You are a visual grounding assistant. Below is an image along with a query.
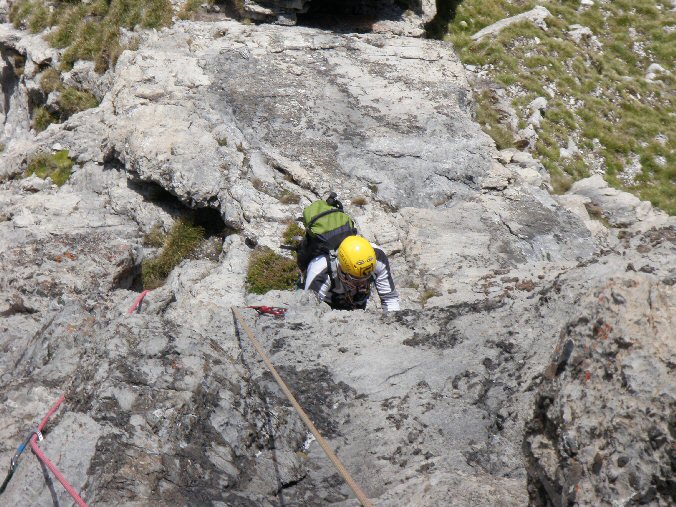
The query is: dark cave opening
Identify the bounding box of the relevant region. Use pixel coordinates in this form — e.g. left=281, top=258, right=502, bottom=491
left=126, top=179, right=229, bottom=240
left=296, top=0, right=407, bottom=32
left=295, top=0, right=463, bottom=38
left=125, top=179, right=231, bottom=292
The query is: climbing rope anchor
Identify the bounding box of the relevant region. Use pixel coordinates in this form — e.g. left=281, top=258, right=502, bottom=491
left=245, top=305, right=287, bottom=318
left=0, top=394, right=89, bottom=507
left=0, top=429, right=42, bottom=494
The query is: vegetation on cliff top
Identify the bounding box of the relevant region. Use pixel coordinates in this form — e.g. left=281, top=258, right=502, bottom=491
left=446, top=0, right=675, bottom=214
left=9, top=0, right=171, bottom=72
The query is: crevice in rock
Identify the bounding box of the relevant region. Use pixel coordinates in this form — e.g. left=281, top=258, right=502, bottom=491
left=425, top=0, right=463, bottom=39
left=231, top=311, right=303, bottom=501
left=126, top=178, right=229, bottom=239
left=0, top=46, right=20, bottom=128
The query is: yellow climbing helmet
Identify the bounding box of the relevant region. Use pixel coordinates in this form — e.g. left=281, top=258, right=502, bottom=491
left=337, top=236, right=376, bottom=279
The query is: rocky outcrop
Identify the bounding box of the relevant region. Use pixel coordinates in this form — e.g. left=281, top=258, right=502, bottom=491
left=471, top=6, right=551, bottom=41
left=0, top=12, right=674, bottom=507
left=525, top=258, right=675, bottom=506
left=2, top=21, right=493, bottom=215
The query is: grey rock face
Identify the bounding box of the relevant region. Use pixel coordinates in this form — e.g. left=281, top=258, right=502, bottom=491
left=2, top=20, right=496, bottom=221
left=0, top=15, right=674, bottom=507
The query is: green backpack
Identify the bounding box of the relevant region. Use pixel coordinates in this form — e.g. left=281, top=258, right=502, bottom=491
left=296, top=193, right=357, bottom=272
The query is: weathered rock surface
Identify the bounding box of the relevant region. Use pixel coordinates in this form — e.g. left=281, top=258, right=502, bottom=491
left=0, top=13, right=674, bottom=507
left=2, top=20, right=494, bottom=218
left=525, top=266, right=675, bottom=506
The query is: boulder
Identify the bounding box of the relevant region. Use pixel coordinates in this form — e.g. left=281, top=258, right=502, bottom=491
left=471, top=6, right=551, bottom=41
left=568, top=175, right=663, bottom=227
left=566, top=24, right=602, bottom=49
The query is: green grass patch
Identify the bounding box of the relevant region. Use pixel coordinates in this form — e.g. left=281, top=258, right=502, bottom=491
left=245, top=247, right=298, bottom=294
left=446, top=0, right=675, bottom=214
left=178, top=0, right=202, bottom=20
left=10, top=0, right=173, bottom=73
left=474, top=89, right=515, bottom=150
left=39, top=67, right=62, bottom=94
left=143, top=222, right=166, bottom=248
left=24, top=150, right=73, bottom=186
left=33, top=68, right=97, bottom=129
left=142, top=219, right=205, bottom=289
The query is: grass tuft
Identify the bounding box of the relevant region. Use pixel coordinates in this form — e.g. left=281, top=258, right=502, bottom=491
left=33, top=68, right=97, bottom=129
left=420, top=288, right=441, bottom=307
left=246, top=247, right=298, bottom=294
left=178, top=0, right=203, bottom=20
left=39, top=67, right=62, bottom=95
left=282, top=221, right=304, bottom=248
left=143, top=222, right=166, bottom=248
left=351, top=196, right=368, bottom=207
left=142, top=218, right=205, bottom=289
left=57, top=87, right=99, bottom=119
left=24, top=150, right=73, bottom=186
left=278, top=189, right=301, bottom=205
left=474, top=89, right=515, bottom=150
left=32, top=106, right=58, bottom=132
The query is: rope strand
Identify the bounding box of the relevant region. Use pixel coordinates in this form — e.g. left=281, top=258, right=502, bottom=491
left=30, top=394, right=89, bottom=507
left=232, top=307, right=374, bottom=507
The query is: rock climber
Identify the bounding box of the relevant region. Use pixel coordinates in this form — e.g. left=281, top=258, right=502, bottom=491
left=304, top=235, right=400, bottom=311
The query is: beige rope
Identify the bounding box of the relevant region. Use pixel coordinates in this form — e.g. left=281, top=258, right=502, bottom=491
left=232, top=307, right=374, bottom=507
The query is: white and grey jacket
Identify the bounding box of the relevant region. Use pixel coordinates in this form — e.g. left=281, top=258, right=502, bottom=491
left=304, top=247, right=401, bottom=312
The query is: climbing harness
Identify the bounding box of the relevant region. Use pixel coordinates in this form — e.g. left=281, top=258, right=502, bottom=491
left=232, top=307, right=374, bottom=507
left=0, top=394, right=89, bottom=506
left=245, top=305, right=287, bottom=318
left=127, top=289, right=150, bottom=314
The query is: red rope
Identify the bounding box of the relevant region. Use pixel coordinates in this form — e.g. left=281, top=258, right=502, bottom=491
left=127, top=290, right=149, bottom=314
left=30, top=394, right=89, bottom=507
